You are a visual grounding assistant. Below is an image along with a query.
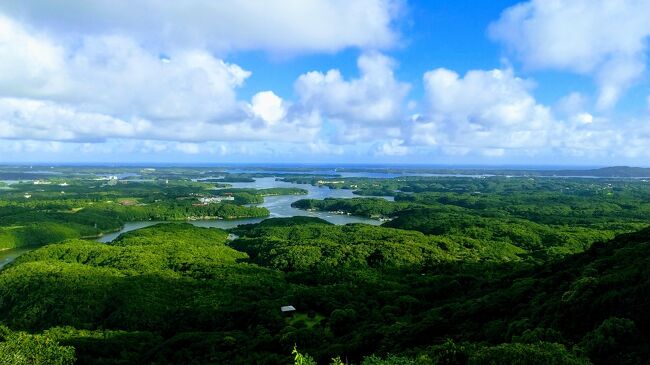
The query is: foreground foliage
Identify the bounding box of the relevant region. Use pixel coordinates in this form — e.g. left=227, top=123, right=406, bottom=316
left=0, top=219, right=648, bottom=364
left=0, top=326, right=75, bottom=365
left=1, top=169, right=649, bottom=363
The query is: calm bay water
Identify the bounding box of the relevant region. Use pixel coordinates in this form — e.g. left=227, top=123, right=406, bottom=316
left=98, top=177, right=380, bottom=243
left=1, top=177, right=381, bottom=267
left=0, top=247, right=32, bottom=270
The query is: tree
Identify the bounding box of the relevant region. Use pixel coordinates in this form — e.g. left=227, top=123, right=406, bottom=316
left=0, top=331, right=75, bottom=365
left=579, top=317, right=643, bottom=365
left=293, top=345, right=317, bottom=365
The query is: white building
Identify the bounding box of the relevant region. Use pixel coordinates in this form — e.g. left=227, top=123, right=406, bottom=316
left=281, top=305, right=296, bottom=313
left=198, top=196, right=235, bottom=204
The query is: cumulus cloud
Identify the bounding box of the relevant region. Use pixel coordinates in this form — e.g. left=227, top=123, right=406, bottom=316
left=0, top=16, right=67, bottom=98
left=0, top=140, right=63, bottom=154
left=375, top=139, right=408, bottom=156
left=250, top=91, right=287, bottom=124
left=0, top=0, right=401, bottom=54
left=17, top=31, right=250, bottom=121
left=0, top=15, right=322, bottom=144
left=0, top=17, right=253, bottom=128
left=307, top=140, right=344, bottom=155
left=0, top=98, right=149, bottom=141
left=3, top=1, right=650, bottom=163
left=555, top=92, right=588, bottom=117
left=490, top=0, right=650, bottom=110
left=411, top=68, right=555, bottom=151
left=0, top=139, right=274, bottom=162
left=175, top=143, right=200, bottom=154
left=407, top=65, right=650, bottom=161
left=295, top=52, right=409, bottom=143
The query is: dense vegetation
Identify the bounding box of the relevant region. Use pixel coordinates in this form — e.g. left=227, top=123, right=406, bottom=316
left=292, top=177, right=650, bottom=259
left=1, top=219, right=649, bottom=364
left=0, top=166, right=649, bottom=364
left=0, top=177, right=319, bottom=249
left=217, top=187, right=308, bottom=204
left=331, top=166, right=650, bottom=178
left=0, top=198, right=268, bottom=250
left=0, top=326, right=75, bottom=365
left=292, top=197, right=410, bottom=219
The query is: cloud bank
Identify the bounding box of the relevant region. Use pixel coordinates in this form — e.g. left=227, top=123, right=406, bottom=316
left=0, top=0, right=649, bottom=163
left=490, top=0, right=650, bottom=110
left=0, top=0, right=401, bottom=53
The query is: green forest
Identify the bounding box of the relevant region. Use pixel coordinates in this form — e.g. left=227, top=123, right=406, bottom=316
left=0, top=167, right=649, bottom=364
left=0, top=178, right=272, bottom=250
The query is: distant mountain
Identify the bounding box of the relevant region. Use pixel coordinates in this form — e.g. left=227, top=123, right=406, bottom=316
left=547, top=166, right=650, bottom=177
left=337, top=165, right=650, bottom=178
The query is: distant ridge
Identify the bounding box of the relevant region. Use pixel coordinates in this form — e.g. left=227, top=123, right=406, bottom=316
left=333, top=165, right=650, bottom=178
left=547, top=166, right=650, bottom=177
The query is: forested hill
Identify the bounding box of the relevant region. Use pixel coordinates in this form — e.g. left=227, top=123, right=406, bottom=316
left=1, top=168, right=650, bottom=364
left=546, top=166, right=650, bottom=177
left=332, top=165, right=650, bottom=177
left=0, top=220, right=649, bottom=364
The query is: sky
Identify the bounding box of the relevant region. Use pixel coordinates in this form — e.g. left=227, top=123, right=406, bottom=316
left=0, top=0, right=649, bottom=166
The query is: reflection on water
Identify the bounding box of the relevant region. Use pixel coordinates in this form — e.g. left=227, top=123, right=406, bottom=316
left=97, top=177, right=380, bottom=243
left=218, top=177, right=380, bottom=224
left=96, top=221, right=166, bottom=243
left=0, top=247, right=32, bottom=270
left=2, top=177, right=384, bottom=265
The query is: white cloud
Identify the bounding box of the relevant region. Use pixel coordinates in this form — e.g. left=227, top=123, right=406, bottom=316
left=175, top=143, right=200, bottom=154
left=0, top=139, right=299, bottom=162
left=0, top=140, right=63, bottom=154
left=60, top=36, right=250, bottom=121
left=251, top=91, right=287, bottom=124
left=481, top=148, right=506, bottom=157
left=0, top=15, right=322, bottom=144
left=139, top=141, right=169, bottom=154
left=407, top=66, right=650, bottom=161
left=555, top=92, right=588, bottom=117
left=296, top=52, right=408, bottom=125
left=0, top=16, right=67, bottom=98
left=206, top=144, right=230, bottom=156
left=307, top=140, right=344, bottom=155
left=3, top=2, right=650, bottom=163
left=490, top=0, right=650, bottom=110
left=0, top=0, right=401, bottom=54
left=375, top=139, right=408, bottom=156
left=573, top=113, right=594, bottom=125
left=0, top=98, right=148, bottom=141
left=295, top=52, right=409, bottom=143
left=411, top=68, right=555, bottom=150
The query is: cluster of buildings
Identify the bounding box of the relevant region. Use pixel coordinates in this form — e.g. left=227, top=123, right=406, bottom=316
left=197, top=195, right=235, bottom=204
left=33, top=180, right=69, bottom=187
left=94, top=176, right=120, bottom=186
left=316, top=180, right=345, bottom=185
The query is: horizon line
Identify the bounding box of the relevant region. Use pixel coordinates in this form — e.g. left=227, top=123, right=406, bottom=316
left=1, top=162, right=648, bottom=170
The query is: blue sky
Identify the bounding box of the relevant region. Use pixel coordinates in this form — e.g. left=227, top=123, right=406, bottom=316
left=232, top=1, right=517, bottom=102
left=0, top=0, right=649, bottom=165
